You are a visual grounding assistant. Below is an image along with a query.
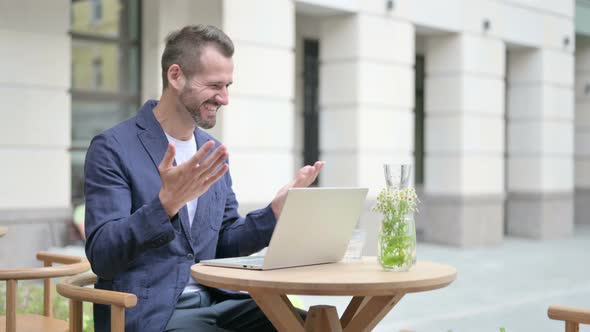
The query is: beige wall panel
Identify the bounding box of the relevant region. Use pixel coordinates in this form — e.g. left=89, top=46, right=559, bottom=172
left=508, top=157, right=574, bottom=192
left=320, top=108, right=358, bottom=150
left=508, top=85, right=574, bottom=120
left=319, top=152, right=359, bottom=187
left=232, top=43, right=294, bottom=100
left=359, top=108, right=414, bottom=151
left=426, top=76, right=504, bottom=115
left=426, top=35, right=505, bottom=77
left=0, top=149, right=70, bottom=209
left=425, top=155, right=505, bottom=195
left=406, top=0, right=463, bottom=33
left=0, top=88, right=70, bottom=147
left=0, top=30, right=70, bottom=88
left=508, top=122, right=574, bottom=155
left=507, top=0, right=574, bottom=17
left=358, top=62, right=414, bottom=108
left=508, top=49, right=574, bottom=86
left=575, top=160, right=590, bottom=187
left=0, top=0, right=69, bottom=33
left=224, top=0, right=294, bottom=48
left=228, top=151, right=295, bottom=205
left=462, top=0, right=502, bottom=37
left=575, top=131, right=590, bottom=157
left=576, top=104, right=590, bottom=127
left=319, top=62, right=359, bottom=106
left=426, top=115, right=504, bottom=153
left=357, top=15, right=414, bottom=64
left=222, top=98, right=294, bottom=149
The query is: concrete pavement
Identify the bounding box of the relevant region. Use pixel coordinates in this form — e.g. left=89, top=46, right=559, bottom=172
left=301, top=225, right=590, bottom=332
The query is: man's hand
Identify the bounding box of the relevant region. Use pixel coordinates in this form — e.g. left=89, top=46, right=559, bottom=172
left=158, top=141, right=229, bottom=218
left=271, top=161, right=325, bottom=219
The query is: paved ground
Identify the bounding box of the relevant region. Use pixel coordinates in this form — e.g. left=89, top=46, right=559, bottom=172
left=301, top=225, right=590, bottom=332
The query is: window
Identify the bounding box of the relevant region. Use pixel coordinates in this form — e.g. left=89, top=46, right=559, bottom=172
left=92, top=56, right=103, bottom=88
left=90, top=0, right=102, bottom=23
left=414, top=55, right=425, bottom=185
left=303, top=39, right=320, bottom=186
left=70, top=0, right=141, bottom=202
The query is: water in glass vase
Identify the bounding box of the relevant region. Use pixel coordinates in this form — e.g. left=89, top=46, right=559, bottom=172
left=378, top=210, right=416, bottom=271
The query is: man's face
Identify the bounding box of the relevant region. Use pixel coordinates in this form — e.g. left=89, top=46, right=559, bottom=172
left=179, top=46, right=233, bottom=129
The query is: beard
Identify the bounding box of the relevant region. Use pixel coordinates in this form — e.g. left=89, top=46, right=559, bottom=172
left=179, top=86, right=218, bottom=129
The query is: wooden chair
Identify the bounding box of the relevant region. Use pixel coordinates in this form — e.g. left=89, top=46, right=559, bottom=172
left=57, top=272, right=137, bottom=332
left=548, top=305, right=590, bottom=332
left=0, top=251, right=89, bottom=332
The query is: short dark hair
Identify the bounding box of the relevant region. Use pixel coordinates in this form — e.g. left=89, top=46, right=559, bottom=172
left=161, top=24, right=234, bottom=89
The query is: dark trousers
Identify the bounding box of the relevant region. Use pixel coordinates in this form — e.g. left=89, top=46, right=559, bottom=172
left=164, top=290, right=306, bottom=332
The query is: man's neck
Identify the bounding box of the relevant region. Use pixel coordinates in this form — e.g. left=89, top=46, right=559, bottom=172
left=153, top=91, right=196, bottom=141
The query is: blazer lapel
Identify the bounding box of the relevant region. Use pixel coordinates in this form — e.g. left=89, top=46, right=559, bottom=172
left=191, top=129, right=216, bottom=245
left=136, top=100, right=194, bottom=250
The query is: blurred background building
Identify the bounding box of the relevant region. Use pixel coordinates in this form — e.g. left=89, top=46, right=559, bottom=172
left=0, top=0, right=588, bottom=266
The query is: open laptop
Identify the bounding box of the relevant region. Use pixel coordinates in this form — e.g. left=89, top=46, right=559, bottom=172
left=200, top=187, right=368, bottom=270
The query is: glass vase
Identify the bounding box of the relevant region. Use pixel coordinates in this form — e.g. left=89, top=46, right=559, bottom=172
left=378, top=163, right=417, bottom=272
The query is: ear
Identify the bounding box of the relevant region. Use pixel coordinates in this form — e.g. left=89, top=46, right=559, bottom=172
left=167, top=64, right=185, bottom=91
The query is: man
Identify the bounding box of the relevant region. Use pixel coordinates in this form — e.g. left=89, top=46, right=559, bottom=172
left=84, top=24, right=323, bottom=332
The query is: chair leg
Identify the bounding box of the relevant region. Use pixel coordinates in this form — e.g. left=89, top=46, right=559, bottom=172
left=566, top=321, right=579, bottom=332
left=44, top=277, right=53, bottom=317
left=111, top=305, right=126, bottom=332
left=70, top=299, right=83, bottom=332
left=7, top=279, right=17, bottom=332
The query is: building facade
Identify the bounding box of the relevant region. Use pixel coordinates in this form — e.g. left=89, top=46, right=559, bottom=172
left=0, top=0, right=587, bottom=266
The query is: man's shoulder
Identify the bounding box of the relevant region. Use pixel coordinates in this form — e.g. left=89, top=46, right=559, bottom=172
left=95, top=116, right=138, bottom=141
left=88, top=116, right=140, bottom=152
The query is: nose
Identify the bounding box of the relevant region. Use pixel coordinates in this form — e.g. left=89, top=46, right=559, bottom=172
left=215, top=86, right=229, bottom=106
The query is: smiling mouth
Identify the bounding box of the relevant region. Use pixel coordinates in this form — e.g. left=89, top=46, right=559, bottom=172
left=204, top=101, right=220, bottom=111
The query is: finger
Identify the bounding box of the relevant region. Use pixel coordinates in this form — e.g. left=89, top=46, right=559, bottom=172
left=187, top=140, right=216, bottom=166
left=311, top=161, right=324, bottom=177
left=204, top=152, right=229, bottom=178
left=196, top=145, right=227, bottom=174
left=291, top=166, right=312, bottom=187
left=158, top=143, right=176, bottom=172
left=313, top=161, right=325, bottom=170
left=203, top=164, right=229, bottom=186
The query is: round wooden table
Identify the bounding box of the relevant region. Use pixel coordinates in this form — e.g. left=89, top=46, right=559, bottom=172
left=192, top=258, right=456, bottom=332
left=0, top=226, right=7, bottom=238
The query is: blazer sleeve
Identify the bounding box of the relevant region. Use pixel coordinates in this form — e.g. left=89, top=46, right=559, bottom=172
left=84, top=133, right=176, bottom=279
left=215, top=171, right=277, bottom=258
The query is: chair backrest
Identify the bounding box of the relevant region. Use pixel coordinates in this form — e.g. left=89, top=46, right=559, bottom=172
left=0, top=251, right=90, bottom=332
left=57, top=272, right=137, bottom=332
left=548, top=305, right=590, bottom=332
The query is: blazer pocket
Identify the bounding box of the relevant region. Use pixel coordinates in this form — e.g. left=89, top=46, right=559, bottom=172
left=112, top=270, right=149, bottom=299
left=208, top=190, right=226, bottom=231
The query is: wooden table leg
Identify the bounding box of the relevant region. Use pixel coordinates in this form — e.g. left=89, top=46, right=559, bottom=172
left=250, top=291, right=305, bottom=332
left=341, top=296, right=370, bottom=328
left=343, top=293, right=405, bottom=332
left=305, top=305, right=342, bottom=332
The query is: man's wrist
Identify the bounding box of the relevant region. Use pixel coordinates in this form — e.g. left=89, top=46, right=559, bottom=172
left=270, top=198, right=281, bottom=220
left=158, top=191, right=178, bottom=218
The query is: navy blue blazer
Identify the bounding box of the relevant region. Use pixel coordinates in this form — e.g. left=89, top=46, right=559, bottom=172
left=84, top=100, right=277, bottom=332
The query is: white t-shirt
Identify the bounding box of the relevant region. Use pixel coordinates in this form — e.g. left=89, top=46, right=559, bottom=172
left=164, top=132, right=198, bottom=227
